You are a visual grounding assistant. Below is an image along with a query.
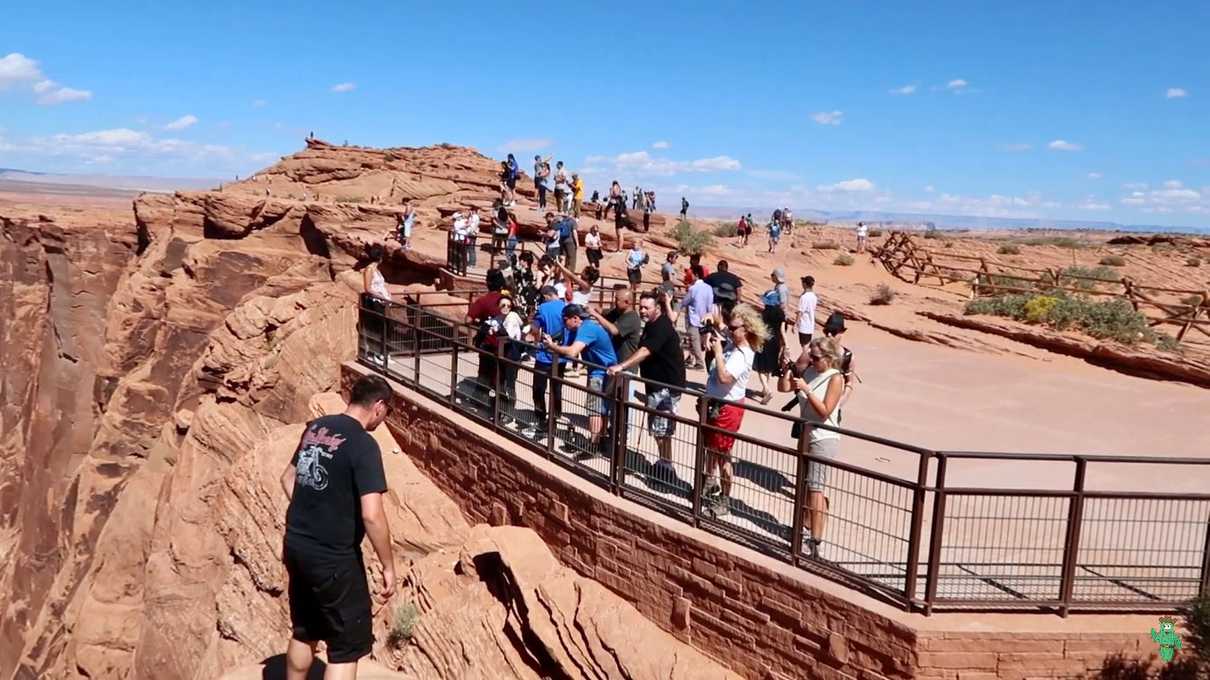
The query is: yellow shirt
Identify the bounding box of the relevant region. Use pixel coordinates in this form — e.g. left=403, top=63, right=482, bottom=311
left=573, top=178, right=584, bottom=200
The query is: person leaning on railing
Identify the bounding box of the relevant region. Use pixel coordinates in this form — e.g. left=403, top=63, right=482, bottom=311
left=542, top=304, right=619, bottom=459
left=359, top=243, right=391, bottom=364
left=779, top=335, right=846, bottom=559
left=607, top=289, right=686, bottom=484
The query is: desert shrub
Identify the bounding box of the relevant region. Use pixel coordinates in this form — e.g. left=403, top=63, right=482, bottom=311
left=1181, top=588, right=1210, bottom=673
left=922, top=230, right=942, bottom=239
left=869, top=283, right=896, bottom=305
left=997, top=244, right=1021, bottom=255
left=1181, top=294, right=1206, bottom=307
left=966, top=291, right=1155, bottom=345
left=387, top=602, right=420, bottom=648
left=1022, top=295, right=1061, bottom=324
left=976, top=272, right=1034, bottom=293
left=1187, top=257, right=1202, bottom=267
left=866, top=229, right=881, bottom=238
left=1060, top=265, right=1121, bottom=291
left=336, top=195, right=365, bottom=203
left=671, top=220, right=715, bottom=255
left=944, top=241, right=955, bottom=249
left=1097, top=652, right=1200, bottom=680
left=712, top=221, right=738, bottom=237
left=813, top=240, right=840, bottom=250
left=1100, top=254, right=1127, bottom=266
left=1023, top=236, right=1084, bottom=248
left=833, top=253, right=854, bottom=266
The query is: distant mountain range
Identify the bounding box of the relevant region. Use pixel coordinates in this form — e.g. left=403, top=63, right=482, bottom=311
left=0, top=168, right=219, bottom=193
left=690, top=205, right=1210, bottom=235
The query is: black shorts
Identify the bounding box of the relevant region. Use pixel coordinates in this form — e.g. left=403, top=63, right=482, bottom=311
left=627, top=268, right=642, bottom=285
left=506, top=176, right=517, bottom=190
left=285, top=551, right=373, bottom=664
left=798, top=332, right=813, bottom=347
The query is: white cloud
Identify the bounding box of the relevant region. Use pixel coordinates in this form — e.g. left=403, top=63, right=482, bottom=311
left=0, top=53, right=91, bottom=105
left=889, top=84, right=917, bottom=95
left=811, top=110, right=844, bottom=126
left=0, top=53, right=41, bottom=87
left=583, top=150, right=742, bottom=177
left=1122, top=181, right=1148, bottom=190
left=651, top=140, right=670, bottom=149
left=1077, top=198, right=1111, bottom=211
left=164, top=114, right=199, bottom=131
left=1118, top=182, right=1204, bottom=213
left=330, top=82, right=356, bottom=93
left=498, top=137, right=552, bottom=154
left=1048, top=139, right=1083, bottom=151
left=33, top=80, right=92, bottom=105
left=924, top=185, right=936, bottom=193
left=252, top=99, right=267, bottom=108
left=947, top=79, right=969, bottom=91
left=817, top=178, right=874, bottom=192
left=1087, top=172, right=1103, bottom=179
left=1166, top=87, right=1188, bottom=99
left=1001, top=143, right=1032, bottom=152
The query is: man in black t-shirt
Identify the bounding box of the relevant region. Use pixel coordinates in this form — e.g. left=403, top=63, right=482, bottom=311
left=279, top=374, right=395, bottom=679
left=608, top=290, right=686, bottom=480
left=703, top=259, right=742, bottom=312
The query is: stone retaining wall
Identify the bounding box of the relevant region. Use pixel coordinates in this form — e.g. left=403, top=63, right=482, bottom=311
left=343, top=362, right=1157, bottom=680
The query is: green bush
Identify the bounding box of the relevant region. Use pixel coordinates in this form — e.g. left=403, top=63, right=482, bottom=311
left=868, top=229, right=883, bottom=237
left=1187, top=257, right=1202, bottom=267
left=336, top=195, right=365, bottom=204
left=813, top=240, right=840, bottom=250
left=1181, top=294, right=1205, bottom=307
left=869, top=283, right=896, bottom=305
left=1022, top=236, right=1084, bottom=248
left=387, top=602, right=420, bottom=648
left=712, top=221, right=738, bottom=237
left=671, top=220, right=715, bottom=255
left=834, top=253, right=855, bottom=266
left=1100, top=254, right=1127, bottom=267
left=965, top=291, right=1157, bottom=345
left=1059, top=265, right=1121, bottom=291
left=997, top=244, right=1021, bottom=255
left=1181, top=588, right=1210, bottom=673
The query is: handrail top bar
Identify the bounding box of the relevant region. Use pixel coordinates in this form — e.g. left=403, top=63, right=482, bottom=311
left=938, top=450, right=1210, bottom=465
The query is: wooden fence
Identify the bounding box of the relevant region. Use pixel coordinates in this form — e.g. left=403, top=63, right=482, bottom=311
left=874, top=231, right=1210, bottom=344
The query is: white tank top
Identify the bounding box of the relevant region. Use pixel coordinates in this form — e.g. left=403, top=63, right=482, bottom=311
left=798, top=368, right=840, bottom=442
left=369, top=267, right=390, bottom=300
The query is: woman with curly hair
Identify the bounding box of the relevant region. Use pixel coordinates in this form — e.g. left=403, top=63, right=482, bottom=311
left=701, top=303, right=768, bottom=518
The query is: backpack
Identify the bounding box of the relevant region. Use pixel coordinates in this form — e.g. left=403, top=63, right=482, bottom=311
left=558, top=218, right=575, bottom=240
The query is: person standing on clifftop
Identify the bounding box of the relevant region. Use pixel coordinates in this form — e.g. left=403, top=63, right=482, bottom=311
left=609, top=181, right=625, bottom=250
left=572, top=173, right=584, bottom=218
left=504, top=153, right=520, bottom=207
left=680, top=196, right=689, bottom=220
left=534, top=155, right=551, bottom=209
left=279, top=373, right=395, bottom=680
left=554, top=161, right=571, bottom=213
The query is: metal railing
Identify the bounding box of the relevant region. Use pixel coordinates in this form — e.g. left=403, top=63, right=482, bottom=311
left=356, top=295, right=1210, bottom=615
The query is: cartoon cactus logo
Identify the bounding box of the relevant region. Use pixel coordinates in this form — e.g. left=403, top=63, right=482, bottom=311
left=1151, top=616, right=1182, bottom=663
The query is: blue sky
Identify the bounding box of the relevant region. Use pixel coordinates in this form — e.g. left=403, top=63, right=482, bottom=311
left=2, top=1, right=1207, bottom=226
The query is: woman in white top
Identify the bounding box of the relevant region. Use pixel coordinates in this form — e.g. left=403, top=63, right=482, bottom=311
left=584, top=224, right=603, bottom=268
left=360, top=243, right=392, bottom=364
left=497, top=293, right=524, bottom=421
left=779, top=335, right=845, bottom=558
left=702, top=303, right=768, bottom=518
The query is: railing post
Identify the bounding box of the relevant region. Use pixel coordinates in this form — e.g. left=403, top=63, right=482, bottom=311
left=449, top=338, right=459, bottom=406
left=923, top=454, right=948, bottom=615
left=610, top=373, right=630, bottom=492
left=379, top=303, right=389, bottom=371
left=691, top=397, right=708, bottom=527
left=492, top=341, right=504, bottom=430
left=412, top=311, right=421, bottom=384
left=903, top=451, right=933, bottom=608
left=1199, top=513, right=1210, bottom=597
left=546, top=360, right=558, bottom=457
left=1057, top=457, right=1087, bottom=617
left=789, top=426, right=809, bottom=565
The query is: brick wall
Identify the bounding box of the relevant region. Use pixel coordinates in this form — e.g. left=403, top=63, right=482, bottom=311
left=343, top=363, right=1159, bottom=680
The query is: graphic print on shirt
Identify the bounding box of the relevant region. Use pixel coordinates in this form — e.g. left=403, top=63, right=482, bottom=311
left=296, top=425, right=347, bottom=492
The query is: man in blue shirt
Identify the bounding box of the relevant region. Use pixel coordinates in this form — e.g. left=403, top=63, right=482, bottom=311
left=679, top=265, right=715, bottom=370
left=526, top=286, right=566, bottom=438
left=543, top=304, right=618, bottom=456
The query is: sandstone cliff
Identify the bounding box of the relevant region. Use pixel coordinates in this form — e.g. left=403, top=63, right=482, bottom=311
left=0, top=141, right=706, bottom=680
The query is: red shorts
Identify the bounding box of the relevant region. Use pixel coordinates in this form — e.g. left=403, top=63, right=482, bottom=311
left=705, top=402, right=745, bottom=454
